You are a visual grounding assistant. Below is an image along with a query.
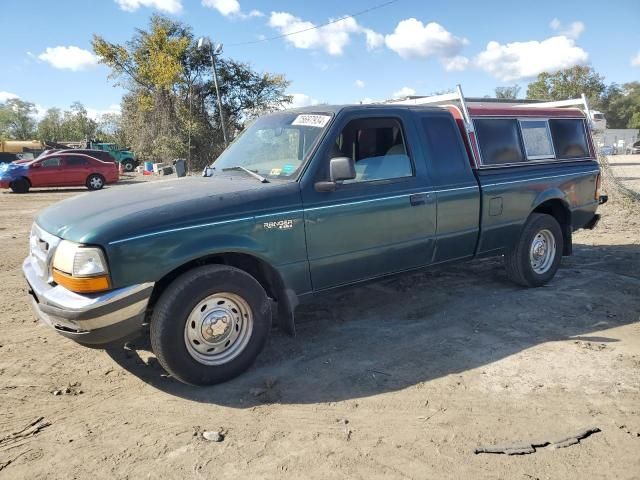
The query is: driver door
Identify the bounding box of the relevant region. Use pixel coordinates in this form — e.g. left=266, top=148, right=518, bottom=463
left=302, top=113, right=437, bottom=290
left=29, top=157, right=63, bottom=187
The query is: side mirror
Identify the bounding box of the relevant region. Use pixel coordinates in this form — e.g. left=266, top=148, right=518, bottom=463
left=315, top=156, right=356, bottom=192
left=31, top=162, right=41, bottom=168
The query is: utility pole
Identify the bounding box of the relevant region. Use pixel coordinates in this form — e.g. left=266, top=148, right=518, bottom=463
left=197, top=36, right=229, bottom=147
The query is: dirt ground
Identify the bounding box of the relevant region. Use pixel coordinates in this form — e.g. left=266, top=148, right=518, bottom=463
left=1, top=176, right=639, bottom=480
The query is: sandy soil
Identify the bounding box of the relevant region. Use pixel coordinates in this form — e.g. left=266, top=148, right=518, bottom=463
left=0, top=177, right=639, bottom=479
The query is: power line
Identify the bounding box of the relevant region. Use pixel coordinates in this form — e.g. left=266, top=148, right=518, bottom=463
left=226, top=0, right=400, bottom=47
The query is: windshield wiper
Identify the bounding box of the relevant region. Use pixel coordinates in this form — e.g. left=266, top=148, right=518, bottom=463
left=222, top=166, right=269, bottom=183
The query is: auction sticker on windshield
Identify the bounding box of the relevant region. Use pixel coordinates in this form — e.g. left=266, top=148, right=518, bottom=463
left=292, top=114, right=331, bottom=128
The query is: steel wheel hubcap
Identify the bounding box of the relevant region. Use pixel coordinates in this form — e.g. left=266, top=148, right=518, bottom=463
left=90, top=177, right=102, bottom=188
left=184, top=292, right=253, bottom=365
left=529, top=229, right=556, bottom=274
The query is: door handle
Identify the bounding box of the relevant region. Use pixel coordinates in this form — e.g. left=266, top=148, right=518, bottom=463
left=409, top=193, right=427, bottom=206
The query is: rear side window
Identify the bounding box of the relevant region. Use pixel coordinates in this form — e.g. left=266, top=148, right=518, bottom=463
left=420, top=114, right=470, bottom=184
left=548, top=119, right=590, bottom=158
left=66, top=157, right=88, bottom=166
left=475, top=119, right=525, bottom=165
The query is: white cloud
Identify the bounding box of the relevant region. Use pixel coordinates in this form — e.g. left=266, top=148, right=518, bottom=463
left=202, top=0, right=263, bottom=18
left=392, top=86, right=416, bottom=99
left=354, top=79, right=365, bottom=88
left=286, top=93, right=320, bottom=109
left=632, top=51, right=640, bottom=67
left=268, top=11, right=382, bottom=56
left=116, top=0, right=182, bottom=13
left=86, top=104, right=122, bottom=120
left=442, top=55, right=469, bottom=72
left=475, top=36, right=589, bottom=81
left=385, top=19, right=468, bottom=60
left=38, top=46, right=98, bottom=71
left=363, top=28, right=384, bottom=50
left=549, top=18, right=585, bottom=39
left=0, top=91, right=19, bottom=102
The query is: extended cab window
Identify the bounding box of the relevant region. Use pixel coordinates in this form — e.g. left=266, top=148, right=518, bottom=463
left=474, top=119, right=525, bottom=165
left=548, top=119, right=590, bottom=158
left=519, top=120, right=555, bottom=160
left=331, top=118, right=412, bottom=183
left=420, top=114, right=470, bottom=185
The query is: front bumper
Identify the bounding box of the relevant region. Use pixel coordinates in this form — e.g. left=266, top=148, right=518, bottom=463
left=23, top=258, right=154, bottom=346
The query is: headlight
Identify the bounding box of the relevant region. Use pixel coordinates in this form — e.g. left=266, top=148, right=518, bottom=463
left=52, top=240, right=111, bottom=293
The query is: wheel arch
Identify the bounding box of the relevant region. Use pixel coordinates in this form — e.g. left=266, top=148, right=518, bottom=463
left=531, top=194, right=572, bottom=256
left=147, top=251, right=297, bottom=335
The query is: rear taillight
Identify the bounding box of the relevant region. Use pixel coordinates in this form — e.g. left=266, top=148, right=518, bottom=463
left=595, top=173, right=601, bottom=200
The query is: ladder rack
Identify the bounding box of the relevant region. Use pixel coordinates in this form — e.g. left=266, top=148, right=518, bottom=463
left=387, top=84, right=595, bottom=131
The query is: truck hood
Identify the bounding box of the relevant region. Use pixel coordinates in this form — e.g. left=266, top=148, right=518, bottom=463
left=36, top=175, right=299, bottom=245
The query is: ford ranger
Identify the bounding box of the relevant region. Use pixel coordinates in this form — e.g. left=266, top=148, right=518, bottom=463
left=23, top=89, right=606, bottom=385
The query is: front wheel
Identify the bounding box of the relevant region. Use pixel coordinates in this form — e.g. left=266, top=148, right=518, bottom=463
left=505, top=213, right=563, bottom=287
left=150, top=265, right=271, bottom=385
left=10, top=177, right=30, bottom=193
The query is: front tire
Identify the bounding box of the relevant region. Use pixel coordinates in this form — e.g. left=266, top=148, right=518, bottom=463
left=505, top=213, right=563, bottom=287
left=150, top=265, right=271, bottom=386
left=10, top=177, right=30, bottom=193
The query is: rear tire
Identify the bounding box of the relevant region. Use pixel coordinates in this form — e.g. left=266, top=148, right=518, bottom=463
left=505, top=213, right=563, bottom=287
left=150, top=265, right=271, bottom=386
left=122, top=159, right=135, bottom=172
left=10, top=177, right=30, bottom=193
left=86, top=174, right=105, bottom=191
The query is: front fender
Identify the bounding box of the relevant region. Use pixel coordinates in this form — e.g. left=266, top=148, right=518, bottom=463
left=106, top=223, right=267, bottom=287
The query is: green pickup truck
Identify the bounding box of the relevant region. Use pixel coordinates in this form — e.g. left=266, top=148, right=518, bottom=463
left=23, top=93, right=606, bottom=385
left=86, top=142, right=138, bottom=172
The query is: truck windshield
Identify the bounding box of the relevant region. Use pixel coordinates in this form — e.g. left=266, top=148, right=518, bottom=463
left=212, top=112, right=332, bottom=179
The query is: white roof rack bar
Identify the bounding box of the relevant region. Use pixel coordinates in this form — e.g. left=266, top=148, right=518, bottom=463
left=520, top=94, right=594, bottom=129
left=519, top=98, right=584, bottom=108
left=391, top=91, right=459, bottom=105
left=389, top=84, right=474, bottom=132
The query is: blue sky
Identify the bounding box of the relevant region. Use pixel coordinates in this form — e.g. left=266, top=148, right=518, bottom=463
left=1, top=0, right=638, bottom=118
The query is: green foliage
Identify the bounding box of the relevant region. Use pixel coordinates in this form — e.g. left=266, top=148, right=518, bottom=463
left=37, top=103, right=98, bottom=141
left=0, top=98, right=37, bottom=140
left=495, top=85, right=520, bottom=99
left=93, top=14, right=291, bottom=169
left=601, top=82, right=640, bottom=129
left=526, top=66, right=605, bottom=106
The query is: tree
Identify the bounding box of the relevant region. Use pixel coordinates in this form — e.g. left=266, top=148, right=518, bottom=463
left=36, top=102, right=98, bottom=142
left=96, top=112, right=128, bottom=145
left=38, top=107, right=64, bottom=141
left=62, top=102, right=97, bottom=140
left=92, top=14, right=290, bottom=169
left=0, top=98, right=37, bottom=140
left=601, top=82, right=640, bottom=129
left=526, top=66, right=606, bottom=106
left=495, top=85, right=520, bottom=99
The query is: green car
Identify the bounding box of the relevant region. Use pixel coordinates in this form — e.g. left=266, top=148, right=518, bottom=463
left=23, top=101, right=605, bottom=385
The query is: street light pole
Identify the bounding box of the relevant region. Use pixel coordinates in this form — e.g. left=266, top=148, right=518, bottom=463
left=197, top=36, right=229, bottom=147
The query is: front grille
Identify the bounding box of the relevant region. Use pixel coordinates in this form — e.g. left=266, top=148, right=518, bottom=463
left=29, top=224, right=60, bottom=283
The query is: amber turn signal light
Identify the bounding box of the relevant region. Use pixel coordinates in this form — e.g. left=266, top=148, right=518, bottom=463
left=52, top=269, right=111, bottom=293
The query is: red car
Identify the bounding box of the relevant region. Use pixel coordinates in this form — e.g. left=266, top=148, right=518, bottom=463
left=0, top=153, right=119, bottom=193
